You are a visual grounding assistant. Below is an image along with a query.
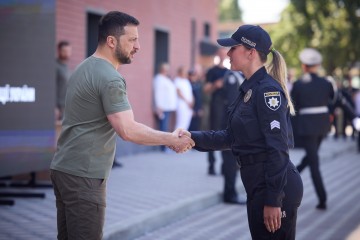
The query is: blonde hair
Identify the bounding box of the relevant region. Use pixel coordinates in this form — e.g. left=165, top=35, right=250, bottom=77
left=261, top=49, right=295, bottom=115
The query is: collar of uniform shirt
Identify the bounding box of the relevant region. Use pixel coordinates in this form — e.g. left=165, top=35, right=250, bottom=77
left=240, top=66, right=267, bottom=93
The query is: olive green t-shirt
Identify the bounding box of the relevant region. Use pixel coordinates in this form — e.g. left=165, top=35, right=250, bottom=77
left=51, top=56, right=131, bottom=179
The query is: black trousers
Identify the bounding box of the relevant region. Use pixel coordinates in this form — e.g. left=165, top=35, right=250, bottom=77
left=208, top=99, right=224, bottom=170
left=297, top=135, right=327, bottom=204
left=241, top=162, right=303, bottom=240
left=208, top=151, right=216, bottom=171
left=221, top=150, right=239, bottom=200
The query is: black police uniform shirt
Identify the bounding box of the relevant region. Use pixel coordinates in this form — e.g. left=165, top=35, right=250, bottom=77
left=291, top=73, right=334, bottom=136
left=191, top=81, right=203, bottom=115
left=205, top=65, right=228, bottom=101
left=221, top=71, right=245, bottom=129
left=191, top=67, right=294, bottom=207
left=206, top=65, right=228, bottom=130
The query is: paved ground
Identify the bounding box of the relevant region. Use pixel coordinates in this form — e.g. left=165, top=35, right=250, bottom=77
left=134, top=138, right=360, bottom=240
left=0, top=136, right=359, bottom=240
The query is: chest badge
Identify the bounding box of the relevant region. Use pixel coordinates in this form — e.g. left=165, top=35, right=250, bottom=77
left=264, top=91, right=281, bottom=111
left=244, top=89, right=252, bottom=103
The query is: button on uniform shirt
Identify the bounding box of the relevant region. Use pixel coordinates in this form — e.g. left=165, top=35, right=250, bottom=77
left=191, top=67, right=294, bottom=206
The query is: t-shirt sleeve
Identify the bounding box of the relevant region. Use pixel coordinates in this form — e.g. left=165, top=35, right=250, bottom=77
left=101, top=77, right=131, bottom=115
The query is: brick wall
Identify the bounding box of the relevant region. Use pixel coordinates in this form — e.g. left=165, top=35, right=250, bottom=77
left=56, top=0, right=218, bottom=128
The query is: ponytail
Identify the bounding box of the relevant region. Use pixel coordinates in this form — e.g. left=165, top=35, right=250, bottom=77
left=265, top=49, right=295, bottom=116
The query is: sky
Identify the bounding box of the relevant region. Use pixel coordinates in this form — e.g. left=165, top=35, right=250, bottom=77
left=238, top=0, right=289, bottom=24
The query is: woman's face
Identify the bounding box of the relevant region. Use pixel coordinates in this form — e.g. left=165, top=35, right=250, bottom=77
left=227, top=44, right=251, bottom=71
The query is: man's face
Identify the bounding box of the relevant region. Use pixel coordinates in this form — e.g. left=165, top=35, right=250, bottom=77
left=115, top=25, right=140, bottom=64
left=58, top=45, right=72, bottom=61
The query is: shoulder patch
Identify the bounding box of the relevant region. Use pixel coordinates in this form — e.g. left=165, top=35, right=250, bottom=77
left=264, top=91, right=281, bottom=111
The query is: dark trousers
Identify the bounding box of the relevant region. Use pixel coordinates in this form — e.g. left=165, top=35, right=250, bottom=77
left=242, top=163, right=303, bottom=240
left=188, top=115, right=201, bottom=132
left=296, top=135, right=327, bottom=204
left=221, top=150, right=239, bottom=200
left=158, top=111, right=172, bottom=151
left=50, top=170, right=106, bottom=240
left=208, top=99, right=224, bottom=170
left=208, top=151, right=216, bottom=172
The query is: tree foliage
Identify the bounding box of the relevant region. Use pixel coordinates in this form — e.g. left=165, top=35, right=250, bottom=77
left=269, top=0, right=360, bottom=76
left=219, top=0, right=242, bottom=22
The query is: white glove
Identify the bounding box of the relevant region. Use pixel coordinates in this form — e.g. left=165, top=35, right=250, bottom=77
left=353, top=117, right=360, bottom=131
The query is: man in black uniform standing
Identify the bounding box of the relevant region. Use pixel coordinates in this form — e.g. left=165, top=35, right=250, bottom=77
left=204, top=51, right=246, bottom=204
left=221, top=70, right=246, bottom=204
left=204, top=48, right=228, bottom=175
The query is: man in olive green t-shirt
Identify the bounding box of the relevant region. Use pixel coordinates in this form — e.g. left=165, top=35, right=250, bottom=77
left=50, top=11, right=194, bottom=240
left=51, top=55, right=131, bottom=179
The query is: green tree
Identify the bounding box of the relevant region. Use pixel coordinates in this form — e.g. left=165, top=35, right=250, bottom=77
left=270, top=0, right=360, bottom=76
left=219, top=0, right=242, bottom=22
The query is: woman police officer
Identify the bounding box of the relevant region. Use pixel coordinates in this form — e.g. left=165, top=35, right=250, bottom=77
left=180, top=25, right=304, bottom=239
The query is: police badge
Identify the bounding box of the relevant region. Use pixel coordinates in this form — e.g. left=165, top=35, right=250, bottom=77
left=264, top=91, right=281, bottom=111
left=244, top=89, right=252, bottom=103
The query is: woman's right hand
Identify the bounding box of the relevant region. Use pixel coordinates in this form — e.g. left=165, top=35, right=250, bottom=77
left=263, top=205, right=281, bottom=233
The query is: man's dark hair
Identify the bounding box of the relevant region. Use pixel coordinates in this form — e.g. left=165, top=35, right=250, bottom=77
left=98, top=11, right=139, bottom=44
left=57, top=40, right=70, bottom=50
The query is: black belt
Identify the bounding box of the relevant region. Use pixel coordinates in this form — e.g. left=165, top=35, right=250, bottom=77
left=236, top=152, right=268, bottom=168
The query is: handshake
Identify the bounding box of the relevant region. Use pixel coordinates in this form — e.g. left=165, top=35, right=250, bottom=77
left=167, top=129, right=195, bottom=153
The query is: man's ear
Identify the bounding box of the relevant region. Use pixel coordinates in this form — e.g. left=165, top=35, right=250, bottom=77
left=106, top=36, right=116, bottom=49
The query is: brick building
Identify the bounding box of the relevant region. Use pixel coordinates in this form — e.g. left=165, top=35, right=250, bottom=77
left=56, top=0, right=219, bottom=155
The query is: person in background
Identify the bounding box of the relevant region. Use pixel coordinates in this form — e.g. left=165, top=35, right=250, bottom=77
left=340, top=82, right=356, bottom=139
left=180, top=24, right=303, bottom=240
left=188, top=66, right=204, bottom=132
left=291, top=48, right=360, bottom=210
left=331, top=78, right=356, bottom=140
left=291, top=48, right=333, bottom=210
left=221, top=70, right=246, bottom=205
left=55, top=40, right=72, bottom=122
left=153, top=62, right=178, bottom=151
left=354, top=89, right=360, bottom=152
left=174, top=66, right=194, bottom=130
left=50, top=11, right=194, bottom=240
left=204, top=48, right=228, bottom=175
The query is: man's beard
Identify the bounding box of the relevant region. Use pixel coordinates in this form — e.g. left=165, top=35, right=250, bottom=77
left=115, top=44, right=131, bottom=64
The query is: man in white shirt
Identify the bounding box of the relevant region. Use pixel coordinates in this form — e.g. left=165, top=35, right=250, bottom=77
left=153, top=63, right=178, bottom=151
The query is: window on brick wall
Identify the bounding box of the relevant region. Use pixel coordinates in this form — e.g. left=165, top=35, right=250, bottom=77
left=87, top=13, right=102, bottom=57
left=204, top=22, right=211, bottom=38
left=154, top=30, right=169, bottom=76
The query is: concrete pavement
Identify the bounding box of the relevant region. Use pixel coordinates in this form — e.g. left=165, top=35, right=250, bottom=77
left=0, top=136, right=359, bottom=240
left=134, top=137, right=360, bottom=240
